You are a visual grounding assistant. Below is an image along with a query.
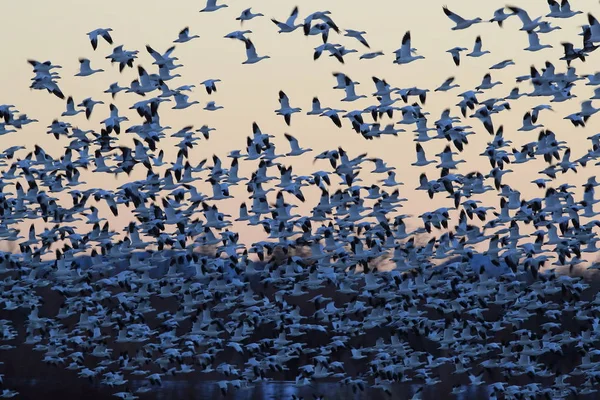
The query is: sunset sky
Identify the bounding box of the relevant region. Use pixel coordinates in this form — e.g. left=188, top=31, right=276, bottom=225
left=1, top=0, right=599, bottom=246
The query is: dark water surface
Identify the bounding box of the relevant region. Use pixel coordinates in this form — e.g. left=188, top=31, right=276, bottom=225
left=5, top=377, right=491, bottom=400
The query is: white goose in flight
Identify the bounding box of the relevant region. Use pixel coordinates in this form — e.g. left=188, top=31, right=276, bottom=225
left=508, top=6, right=542, bottom=31
left=394, top=31, right=425, bottom=65
left=61, top=97, right=84, bottom=117
left=489, top=7, right=514, bottom=27
left=204, top=101, right=224, bottom=111
left=87, top=28, right=113, bottom=50
left=344, top=30, right=370, bottom=48
left=75, top=58, right=104, bottom=77
left=276, top=91, right=302, bottom=125
left=272, top=7, right=302, bottom=33
left=447, top=47, right=468, bottom=66
left=200, top=0, right=228, bottom=12
left=546, top=0, right=582, bottom=19
left=490, top=59, right=514, bottom=70
left=284, top=134, right=312, bottom=156
left=200, top=79, right=221, bottom=94
left=435, top=77, right=459, bottom=92
left=360, top=51, right=384, bottom=60
left=442, top=6, right=483, bottom=30
left=236, top=8, right=264, bottom=24
left=467, top=36, right=490, bottom=57
left=412, top=144, right=436, bottom=166
left=172, top=93, right=199, bottom=109
left=524, top=30, right=552, bottom=52
left=242, top=39, right=270, bottom=64
left=174, top=27, right=199, bottom=43
left=224, top=30, right=252, bottom=40
left=78, top=97, right=104, bottom=119
left=307, top=97, right=330, bottom=115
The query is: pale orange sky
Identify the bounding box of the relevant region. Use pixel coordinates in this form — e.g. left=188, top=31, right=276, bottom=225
left=1, top=0, right=600, bottom=246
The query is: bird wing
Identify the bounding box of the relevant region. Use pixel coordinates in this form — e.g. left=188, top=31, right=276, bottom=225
left=164, top=46, right=176, bottom=58
left=312, top=97, right=321, bottom=110
left=400, top=31, right=412, bottom=58
left=562, top=0, right=574, bottom=12
left=244, top=39, right=258, bottom=58
left=527, top=30, right=540, bottom=46
left=279, top=91, right=290, bottom=108
left=547, top=0, right=561, bottom=12
left=452, top=52, right=460, bottom=66
left=284, top=133, right=299, bottom=149
left=146, top=45, right=162, bottom=61
left=473, top=36, right=482, bottom=52
left=443, top=7, right=466, bottom=24
left=286, top=6, right=299, bottom=25
left=509, top=6, right=532, bottom=24
left=102, top=30, right=113, bottom=44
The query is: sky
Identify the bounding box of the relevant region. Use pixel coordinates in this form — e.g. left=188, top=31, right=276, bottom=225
left=1, top=0, right=600, bottom=247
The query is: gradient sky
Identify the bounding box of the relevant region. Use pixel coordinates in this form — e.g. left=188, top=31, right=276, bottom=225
left=1, top=0, right=600, bottom=247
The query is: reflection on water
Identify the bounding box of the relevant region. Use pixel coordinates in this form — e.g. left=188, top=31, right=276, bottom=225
left=8, top=378, right=490, bottom=400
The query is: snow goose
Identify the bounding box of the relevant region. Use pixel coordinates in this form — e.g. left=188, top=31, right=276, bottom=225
left=524, top=30, right=552, bottom=51
left=303, top=11, right=340, bottom=36
left=320, top=109, right=345, bottom=127
left=467, top=36, right=490, bottom=57
left=536, top=21, right=561, bottom=33
left=341, top=77, right=367, bottom=101
left=560, top=41, right=587, bottom=66
left=580, top=100, right=600, bottom=120
left=61, top=97, right=84, bottom=117
left=412, top=144, right=435, bottom=166
left=518, top=112, right=543, bottom=131
left=446, top=47, right=468, bottom=66
left=236, top=8, right=264, bottom=23
left=242, top=39, right=270, bottom=64
left=490, top=59, right=514, bottom=69
left=360, top=51, right=384, bottom=60
left=508, top=6, right=542, bottom=31
left=490, top=7, right=514, bottom=27
left=546, top=0, right=582, bottom=18
left=435, top=76, right=459, bottom=92
left=204, top=101, right=223, bottom=111
left=585, top=72, right=600, bottom=85
left=344, top=29, right=370, bottom=48
left=591, top=87, right=600, bottom=99
left=224, top=30, right=252, bottom=40
left=313, top=43, right=345, bottom=63
left=284, top=133, right=312, bottom=156
left=476, top=73, right=502, bottom=90
left=174, top=27, right=199, bottom=43
left=272, top=6, right=302, bottom=33
left=200, top=0, right=228, bottom=12
left=307, top=97, right=330, bottom=115
left=87, top=28, right=113, bottom=50
left=172, top=92, right=199, bottom=109
left=78, top=97, right=104, bottom=119
left=442, top=6, right=483, bottom=30
left=75, top=58, right=104, bottom=77
left=104, top=82, right=127, bottom=99
left=200, top=79, right=221, bottom=94
left=276, top=91, right=302, bottom=125
left=394, top=31, right=425, bottom=65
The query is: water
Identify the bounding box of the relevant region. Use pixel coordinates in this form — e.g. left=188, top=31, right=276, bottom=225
left=6, top=378, right=490, bottom=400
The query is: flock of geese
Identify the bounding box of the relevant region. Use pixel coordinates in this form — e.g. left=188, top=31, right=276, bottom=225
left=5, top=1, right=600, bottom=399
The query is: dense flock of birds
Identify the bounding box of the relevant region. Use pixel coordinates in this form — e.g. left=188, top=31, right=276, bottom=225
left=6, top=1, right=600, bottom=399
